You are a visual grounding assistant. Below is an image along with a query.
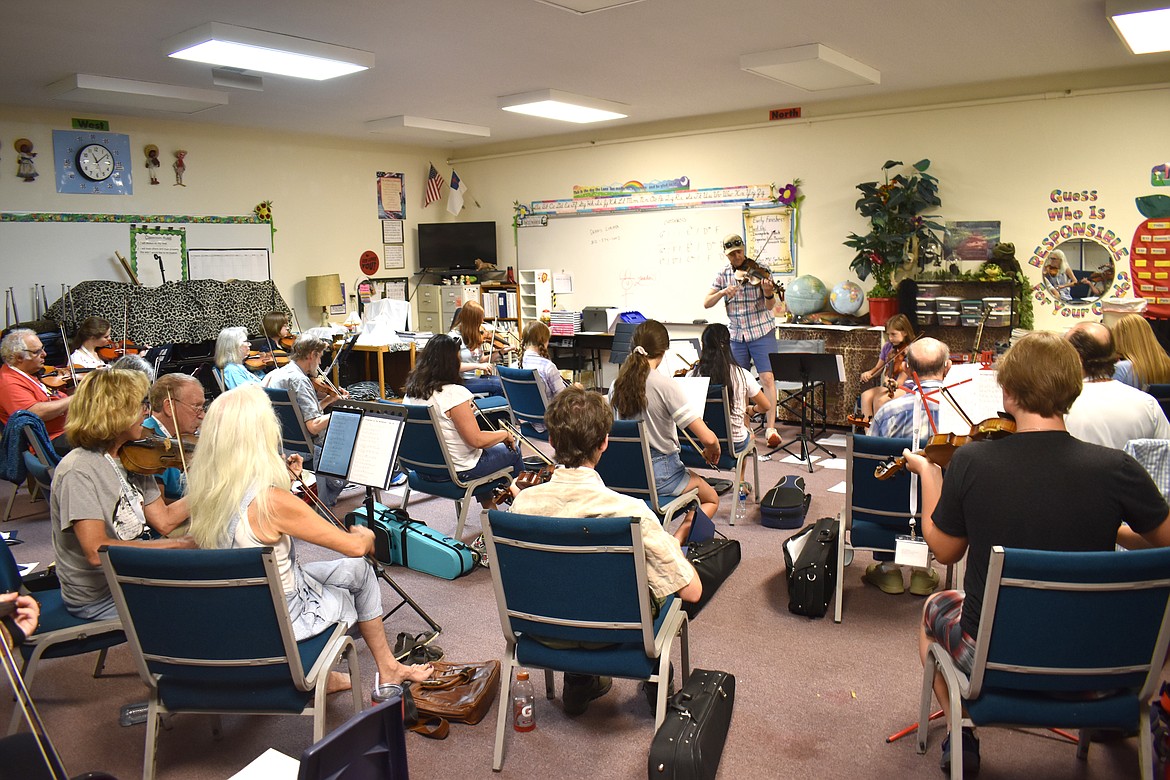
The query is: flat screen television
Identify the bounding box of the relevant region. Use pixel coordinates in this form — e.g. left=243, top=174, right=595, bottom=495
left=417, top=221, right=497, bottom=270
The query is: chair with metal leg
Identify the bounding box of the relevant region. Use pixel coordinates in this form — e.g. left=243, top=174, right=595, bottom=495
left=917, top=545, right=1170, bottom=780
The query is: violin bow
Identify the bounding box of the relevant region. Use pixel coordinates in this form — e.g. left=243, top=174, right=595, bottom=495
left=164, top=390, right=190, bottom=474
left=57, top=322, right=77, bottom=389
left=0, top=620, right=68, bottom=779
left=495, top=415, right=556, bottom=467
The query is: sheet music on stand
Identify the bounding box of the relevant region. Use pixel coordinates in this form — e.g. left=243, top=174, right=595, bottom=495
left=316, top=401, right=407, bottom=490
left=937, top=363, right=1003, bottom=435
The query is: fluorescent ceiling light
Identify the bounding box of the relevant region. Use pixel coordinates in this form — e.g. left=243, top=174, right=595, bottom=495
left=164, top=22, right=373, bottom=80
left=499, top=89, right=628, bottom=123
left=534, top=0, right=647, bottom=14
left=366, top=115, right=491, bottom=137
left=1107, top=0, right=1170, bottom=54
left=741, top=43, right=880, bottom=91
left=48, top=74, right=228, bottom=113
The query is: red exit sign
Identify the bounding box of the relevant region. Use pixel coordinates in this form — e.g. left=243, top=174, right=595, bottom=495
left=769, top=107, right=802, bottom=121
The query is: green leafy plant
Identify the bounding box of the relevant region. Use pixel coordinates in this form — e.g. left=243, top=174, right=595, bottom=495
left=844, top=159, right=943, bottom=298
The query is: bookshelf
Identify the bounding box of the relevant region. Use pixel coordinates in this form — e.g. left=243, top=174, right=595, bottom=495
left=518, top=269, right=553, bottom=327
left=480, top=282, right=521, bottom=344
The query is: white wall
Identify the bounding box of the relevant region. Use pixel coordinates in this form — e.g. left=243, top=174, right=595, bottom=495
left=3, top=86, right=1168, bottom=333
left=459, top=85, right=1170, bottom=332
left=0, top=105, right=446, bottom=327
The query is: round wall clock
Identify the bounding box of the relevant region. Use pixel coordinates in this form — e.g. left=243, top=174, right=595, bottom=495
left=52, top=130, right=133, bottom=194
left=76, top=143, right=115, bottom=181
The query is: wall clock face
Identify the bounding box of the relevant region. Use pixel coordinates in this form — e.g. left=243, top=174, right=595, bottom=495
left=76, top=143, right=115, bottom=181
left=52, top=130, right=133, bottom=194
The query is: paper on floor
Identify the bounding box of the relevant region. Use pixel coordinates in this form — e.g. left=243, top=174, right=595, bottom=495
left=827, top=481, right=847, bottom=494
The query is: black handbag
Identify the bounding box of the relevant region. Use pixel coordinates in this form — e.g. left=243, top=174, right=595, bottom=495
left=682, top=532, right=741, bottom=619
left=648, top=668, right=735, bottom=780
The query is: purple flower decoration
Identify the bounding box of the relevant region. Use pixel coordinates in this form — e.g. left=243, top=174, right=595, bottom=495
left=777, top=183, right=798, bottom=205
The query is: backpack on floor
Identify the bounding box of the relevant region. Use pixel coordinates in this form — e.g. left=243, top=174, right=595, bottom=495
left=759, top=475, right=811, bottom=529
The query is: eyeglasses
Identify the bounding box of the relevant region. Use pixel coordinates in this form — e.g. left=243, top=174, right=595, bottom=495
left=722, top=238, right=744, bottom=250
left=141, top=398, right=152, bottom=413
left=172, top=397, right=209, bottom=415
left=21, top=347, right=46, bottom=356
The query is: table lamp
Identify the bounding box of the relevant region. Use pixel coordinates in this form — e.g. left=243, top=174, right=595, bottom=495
left=306, top=273, right=343, bottom=327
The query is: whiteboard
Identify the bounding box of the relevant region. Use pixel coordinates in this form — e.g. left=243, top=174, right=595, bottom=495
left=188, top=248, right=271, bottom=281
left=0, top=215, right=272, bottom=313
left=517, top=205, right=787, bottom=325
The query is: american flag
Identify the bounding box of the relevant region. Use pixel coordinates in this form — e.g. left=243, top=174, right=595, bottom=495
left=424, top=163, right=444, bottom=208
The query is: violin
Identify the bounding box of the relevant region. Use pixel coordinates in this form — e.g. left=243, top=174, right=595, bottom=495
left=244, top=349, right=289, bottom=371
left=39, top=367, right=77, bottom=391
left=119, top=436, right=197, bottom=475
left=97, top=340, right=143, bottom=362
left=733, top=259, right=786, bottom=301
left=874, top=415, right=1015, bottom=480
left=490, top=463, right=555, bottom=506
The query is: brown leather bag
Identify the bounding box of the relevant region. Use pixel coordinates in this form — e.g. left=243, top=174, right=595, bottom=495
left=410, top=660, right=501, bottom=726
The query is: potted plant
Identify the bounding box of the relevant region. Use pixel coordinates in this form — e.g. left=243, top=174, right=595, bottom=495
left=844, top=159, right=943, bottom=325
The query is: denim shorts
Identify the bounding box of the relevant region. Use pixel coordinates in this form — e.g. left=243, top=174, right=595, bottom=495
left=730, top=332, right=778, bottom=376
left=651, top=450, right=690, bottom=496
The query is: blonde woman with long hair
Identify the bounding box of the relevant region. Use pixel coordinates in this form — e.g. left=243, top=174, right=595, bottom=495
left=1110, top=313, right=1170, bottom=390
left=187, top=384, right=432, bottom=692
left=610, top=320, right=721, bottom=542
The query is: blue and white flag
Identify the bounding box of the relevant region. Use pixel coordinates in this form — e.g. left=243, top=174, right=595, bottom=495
left=447, top=170, right=467, bottom=215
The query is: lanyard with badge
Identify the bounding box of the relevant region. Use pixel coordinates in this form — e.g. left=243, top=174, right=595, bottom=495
left=103, top=454, right=149, bottom=540
left=894, top=389, right=932, bottom=568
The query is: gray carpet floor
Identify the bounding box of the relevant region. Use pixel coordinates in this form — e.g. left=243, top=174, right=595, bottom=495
left=0, top=426, right=1150, bottom=779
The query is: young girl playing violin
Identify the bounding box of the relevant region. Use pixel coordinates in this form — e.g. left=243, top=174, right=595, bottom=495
left=610, top=320, right=721, bottom=543
left=859, top=314, right=916, bottom=420
left=519, top=321, right=567, bottom=409
left=69, top=316, right=112, bottom=370
left=448, top=300, right=504, bottom=397
left=690, top=323, right=772, bottom=471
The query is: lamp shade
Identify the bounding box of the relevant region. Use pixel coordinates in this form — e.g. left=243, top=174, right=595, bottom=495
left=306, top=273, right=343, bottom=309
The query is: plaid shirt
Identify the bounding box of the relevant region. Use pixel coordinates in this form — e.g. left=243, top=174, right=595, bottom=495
left=870, top=379, right=944, bottom=445
left=710, top=265, right=775, bottom=343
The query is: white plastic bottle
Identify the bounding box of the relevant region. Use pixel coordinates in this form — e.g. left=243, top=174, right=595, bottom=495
left=735, top=481, right=748, bottom=523
left=512, top=669, right=535, bottom=732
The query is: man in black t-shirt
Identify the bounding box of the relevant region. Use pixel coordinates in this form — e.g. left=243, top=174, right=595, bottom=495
left=902, top=331, right=1170, bottom=775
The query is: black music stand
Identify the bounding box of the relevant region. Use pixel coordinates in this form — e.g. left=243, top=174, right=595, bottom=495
left=768, top=352, right=840, bottom=472
left=316, top=401, right=441, bottom=646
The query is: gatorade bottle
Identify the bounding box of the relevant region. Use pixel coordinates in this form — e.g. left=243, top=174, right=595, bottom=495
left=512, top=669, right=535, bottom=732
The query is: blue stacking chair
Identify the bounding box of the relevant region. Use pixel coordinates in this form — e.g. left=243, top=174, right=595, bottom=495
left=835, top=433, right=933, bottom=623
left=595, top=419, right=699, bottom=534
left=679, top=382, right=760, bottom=521
left=388, top=401, right=512, bottom=541
left=263, top=385, right=316, bottom=462
left=100, top=546, right=363, bottom=780
left=918, top=545, right=1170, bottom=780
left=483, top=510, right=691, bottom=772
left=1, top=523, right=125, bottom=736
left=496, top=365, right=553, bottom=442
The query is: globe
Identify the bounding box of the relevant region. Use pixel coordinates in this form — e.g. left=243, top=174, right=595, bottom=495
left=786, top=275, right=829, bottom=316
left=829, top=280, right=864, bottom=315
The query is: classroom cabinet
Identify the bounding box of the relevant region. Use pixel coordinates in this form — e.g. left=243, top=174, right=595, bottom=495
left=416, top=283, right=479, bottom=334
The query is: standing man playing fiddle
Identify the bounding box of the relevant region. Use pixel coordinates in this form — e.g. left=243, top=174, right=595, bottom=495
left=0, top=328, right=74, bottom=456
left=703, top=234, right=781, bottom=448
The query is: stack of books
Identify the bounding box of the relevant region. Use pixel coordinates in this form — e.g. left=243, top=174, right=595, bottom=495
left=549, top=311, right=582, bottom=336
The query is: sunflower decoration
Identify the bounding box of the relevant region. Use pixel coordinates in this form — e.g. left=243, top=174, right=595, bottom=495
left=253, top=200, right=273, bottom=221
left=775, top=178, right=806, bottom=241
